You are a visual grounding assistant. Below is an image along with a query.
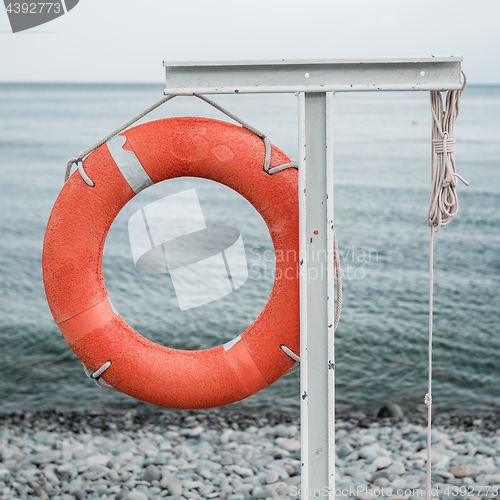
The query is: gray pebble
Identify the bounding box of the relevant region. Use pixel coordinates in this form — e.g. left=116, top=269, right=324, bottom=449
left=433, top=469, right=454, bottom=479
left=365, top=453, right=378, bottom=465
left=197, top=459, right=222, bottom=470
left=266, top=470, right=280, bottom=484
left=73, top=490, right=86, bottom=500
left=453, top=454, right=476, bottom=464
left=199, top=468, right=214, bottom=480
left=230, top=465, right=255, bottom=477
left=359, top=445, right=377, bottom=459
left=336, top=442, right=353, bottom=459
left=363, top=463, right=377, bottom=474
left=33, top=431, right=58, bottom=446
left=273, top=425, right=291, bottom=437
left=449, top=464, right=480, bottom=478
left=359, top=435, right=377, bottom=446
left=144, top=464, right=161, bottom=482
left=416, top=429, right=445, bottom=443
left=391, top=477, right=406, bottom=490
left=463, top=434, right=479, bottom=445
left=343, top=466, right=362, bottom=476
left=230, top=431, right=252, bottom=443
left=353, top=470, right=371, bottom=481
left=1, top=448, right=14, bottom=461
left=275, top=438, right=300, bottom=453
left=86, top=454, right=111, bottom=467
left=388, top=460, right=406, bottom=475
left=125, top=492, right=148, bottom=500
left=137, top=442, right=159, bottom=457
left=183, top=479, right=203, bottom=490
left=373, top=477, right=390, bottom=487
left=344, top=451, right=359, bottom=462
left=468, top=446, right=478, bottom=456
left=200, top=484, right=215, bottom=495
left=220, top=454, right=234, bottom=466
left=372, top=456, right=392, bottom=469
left=251, top=485, right=270, bottom=499
left=477, top=446, right=495, bottom=456
left=180, top=425, right=204, bottom=437
left=160, top=475, right=183, bottom=495
left=370, top=470, right=390, bottom=482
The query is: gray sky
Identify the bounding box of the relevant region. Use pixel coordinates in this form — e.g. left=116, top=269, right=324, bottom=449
left=1, top=0, right=499, bottom=84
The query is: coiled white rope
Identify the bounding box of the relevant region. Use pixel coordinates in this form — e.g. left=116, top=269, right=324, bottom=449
left=427, top=73, right=469, bottom=231
left=425, top=72, right=468, bottom=500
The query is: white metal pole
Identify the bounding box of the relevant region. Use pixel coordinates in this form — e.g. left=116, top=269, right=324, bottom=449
left=299, top=92, right=335, bottom=498
left=326, top=91, right=336, bottom=495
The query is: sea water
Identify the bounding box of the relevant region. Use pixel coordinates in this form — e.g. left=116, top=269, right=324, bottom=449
left=0, top=83, right=499, bottom=417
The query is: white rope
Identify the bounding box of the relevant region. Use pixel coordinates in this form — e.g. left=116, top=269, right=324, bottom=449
left=333, top=228, right=343, bottom=332
left=281, top=229, right=343, bottom=374
left=280, top=345, right=301, bottom=375
left=195, top=95, right=298, bottom=174
left=424, top=72, right=467, bottom=500
left=65, top=94, right=298, bottom=187
left=83, top=361, right=119, bottom=392
left=425, top=229, right=434, bottom=500
left=427, top=73, right=469, bottom=231
left=77, top=160, right=95, bottom=187
left=65, top=95, right=178, bottom=185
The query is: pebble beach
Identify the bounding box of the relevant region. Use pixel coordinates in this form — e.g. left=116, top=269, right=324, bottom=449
left=1, top=409, right=500, bottom=500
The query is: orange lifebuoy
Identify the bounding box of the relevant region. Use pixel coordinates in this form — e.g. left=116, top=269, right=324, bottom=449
left=42, top=117, right=299, bottom=409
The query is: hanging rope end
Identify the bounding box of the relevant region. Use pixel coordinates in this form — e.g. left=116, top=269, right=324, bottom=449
left=454, top=172, right=469, bottom=186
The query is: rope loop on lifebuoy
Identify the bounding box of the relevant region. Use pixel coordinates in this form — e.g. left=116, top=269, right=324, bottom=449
left=83, top=361, right=118, bottom=391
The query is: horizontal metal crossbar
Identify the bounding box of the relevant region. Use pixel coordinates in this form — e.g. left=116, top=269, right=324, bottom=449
left=163, top=56, right=463, bottom=95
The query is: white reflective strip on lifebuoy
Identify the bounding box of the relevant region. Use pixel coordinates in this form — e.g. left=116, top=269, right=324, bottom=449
left=106, top=135, right=153, bottom=194
left=107, top=297, right=119, bottom=315
left=223, top=335, right=242, bottom=351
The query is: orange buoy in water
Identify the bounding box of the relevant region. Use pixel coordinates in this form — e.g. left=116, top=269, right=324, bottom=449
left=42, top=117, right=299, bottom=409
